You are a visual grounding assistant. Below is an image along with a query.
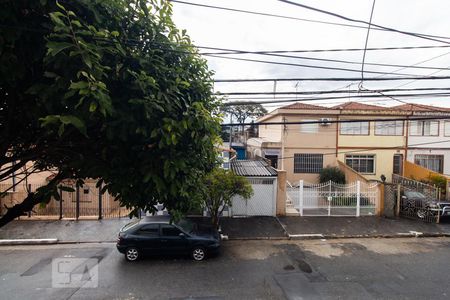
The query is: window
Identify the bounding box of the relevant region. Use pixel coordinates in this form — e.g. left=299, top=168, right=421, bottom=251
left=345, top=155, right=375, bottom=173
left=375, top=120, right=403, bottom=136
left=340, top=121, right=369, bottom=135
left=445, top=121, right=450, bottom=136
left=300, top=120, right=318, bottom=133
left=409, top=120, right=439, bottom=136
left=393, top=154, right=403, bottom=175
left=138, top=224, right=159, bottom=236
left=294, top=154, right=323, bottom=173
left=161, top=225, right=182, bottom=236
left=414, top=154, right=444, bottom=173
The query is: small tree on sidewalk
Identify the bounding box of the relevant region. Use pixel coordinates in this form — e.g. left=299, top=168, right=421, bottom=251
left=202, top=168, right=253, bottom=229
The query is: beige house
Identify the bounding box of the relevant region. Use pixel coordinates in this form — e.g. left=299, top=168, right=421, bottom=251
left=249, top=101, right=450, bottom=184
left=247, top=103, right=339, bottom=183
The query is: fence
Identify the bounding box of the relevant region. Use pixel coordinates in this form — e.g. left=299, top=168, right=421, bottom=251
left=0, top=183, right=131, bottom=220
left=288, top=180, right=379, bottom=217
left=386, top=175, right=441, bottom=223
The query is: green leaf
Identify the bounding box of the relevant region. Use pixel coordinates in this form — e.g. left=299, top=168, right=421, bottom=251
left=58, top=123, right=65, bottom=136
left=59, top=115, right=87, bottom=136
left=59, top=186, right=75, bottom=192
left=46, top=41, right=73, bottom=57
left=89, top=102, right=98, bottom=112
left=70, top=81, right=89, bottom=90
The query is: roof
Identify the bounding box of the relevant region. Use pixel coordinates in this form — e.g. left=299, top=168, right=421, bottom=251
left=332, top=101, right=386, bottom=110
left=230, top=160, right=278, bottom=177
left=392, top=103, right=450, bottom=112
left=280, top=102, right=329, bottom=110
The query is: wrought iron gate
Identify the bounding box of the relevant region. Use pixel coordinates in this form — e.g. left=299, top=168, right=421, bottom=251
left=288, top=180, right=379, bottom=216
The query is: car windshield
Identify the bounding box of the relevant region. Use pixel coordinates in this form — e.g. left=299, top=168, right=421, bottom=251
left=175, top=219, right=196, bottom=234
left=120, top=220, right=140, bottom=232
left=405, top=191, right=427, bottom=199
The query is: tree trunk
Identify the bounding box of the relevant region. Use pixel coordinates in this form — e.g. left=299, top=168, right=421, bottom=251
left=0, top=192, right=43, bottom=228
left=210, top=211, right=220, bottom=230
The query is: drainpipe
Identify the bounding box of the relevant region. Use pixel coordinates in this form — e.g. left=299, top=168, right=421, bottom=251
left=404, top=113, right=411, bottom=176
left=281, top=116, right=287, bottom=170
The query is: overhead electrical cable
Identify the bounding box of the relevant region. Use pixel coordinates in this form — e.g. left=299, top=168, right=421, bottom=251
left=359, top=0, right=376, bottom=88
left=278, top=0, right=450, bottom=44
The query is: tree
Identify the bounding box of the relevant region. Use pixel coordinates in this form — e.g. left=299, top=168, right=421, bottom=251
left=0, top=0, right=221, bottom=227
left=222, top=104, right=267, bottom=136
left=319, top=167, right=346, bottom=184
left=201, top=168, right=253, bottom=229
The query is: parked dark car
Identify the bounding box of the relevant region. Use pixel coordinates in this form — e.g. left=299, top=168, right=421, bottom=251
left=116, top=216, right=221, bottom=261
left=401, top=190, right=450, bottom=219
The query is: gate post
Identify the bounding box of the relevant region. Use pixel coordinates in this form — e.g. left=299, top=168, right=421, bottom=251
left=76, top=185, right=80, bottom=220
left=59, top=187, right=63, bottom=220
left=356, top=181, right=361, bottom=217
left=299, top=180, right=304, bottom=216
left=98, top=183, right=103, bottom=220
left=396, top=183, right=401, bottom=217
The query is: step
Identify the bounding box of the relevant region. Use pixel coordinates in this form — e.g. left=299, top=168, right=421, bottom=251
left=286, top=206, right=300, bottom=216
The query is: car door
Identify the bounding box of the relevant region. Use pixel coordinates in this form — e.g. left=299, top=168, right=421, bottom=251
left=134, top=224, right=161, bottom=254
left=160, top=224, right=189, bottom=255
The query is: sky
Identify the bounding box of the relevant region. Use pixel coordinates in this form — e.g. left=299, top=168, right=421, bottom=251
left=171, top=0, right=450, bottom=111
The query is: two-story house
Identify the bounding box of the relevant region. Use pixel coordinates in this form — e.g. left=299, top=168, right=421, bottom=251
left=250, top=101, right=450, bottom=184
left=394, top=104, right=450, bottom=176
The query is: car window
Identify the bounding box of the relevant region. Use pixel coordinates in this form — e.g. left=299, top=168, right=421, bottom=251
left=121, top=220, right=140, bottom=232
left=161, top=225, right=182, bottom=236
left=137, top=224, right=159, bottom=236
left=175, top=219, right=195, bottom=233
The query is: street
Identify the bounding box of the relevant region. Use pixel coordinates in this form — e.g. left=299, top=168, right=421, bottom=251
left=0, top=238, right=450, bottom=300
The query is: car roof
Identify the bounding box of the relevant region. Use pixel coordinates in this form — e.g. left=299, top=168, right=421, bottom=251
left=139, top=215, right=171, bottom=224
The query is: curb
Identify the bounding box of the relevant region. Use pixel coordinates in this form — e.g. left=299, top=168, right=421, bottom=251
left=0, top=238, right=58, bottom=245
left=288, top=232, right=450, bottom=240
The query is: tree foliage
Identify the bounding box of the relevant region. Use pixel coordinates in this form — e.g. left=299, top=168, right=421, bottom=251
left=222, top=104, right=268, bottom=124
left=0, top=0, right=221, bottom=226
left=319, top=167, right=346, bottom=184
left=201, top=168, right=253, bottom=228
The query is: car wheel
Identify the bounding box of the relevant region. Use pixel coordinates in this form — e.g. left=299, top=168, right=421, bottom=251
left=417, top=208, right=427, bottom=219
left=192, top=247, right=206, bottom=261
left=125, top=247, right=140, bottom=262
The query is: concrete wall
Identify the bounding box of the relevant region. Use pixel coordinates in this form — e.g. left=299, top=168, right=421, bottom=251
left=337, top=149, right=405, bottom=183
left=406, top=149, right=450, bottom=176
left=258, top=115, right=283, bottom=142
left=283, top=147, right=337, bottom=184
left=407, top=119, right=450, bottom=149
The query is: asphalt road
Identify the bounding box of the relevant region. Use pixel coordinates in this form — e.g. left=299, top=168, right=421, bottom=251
left=0, top=238, right=450, bottom=300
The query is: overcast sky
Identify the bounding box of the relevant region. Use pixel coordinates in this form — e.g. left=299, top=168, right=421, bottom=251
left=171, top=0, right=450, bottom=110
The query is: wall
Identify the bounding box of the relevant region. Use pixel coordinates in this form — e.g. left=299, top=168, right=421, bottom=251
left=258, top=115, right=283, bottom=142
left=406, top=149, right=450, bottom=176
left=283, top=148, right=337, bottom=184
left=407, top=119, right=450, bottom=149
left=337, top=149, right=405, bottom=182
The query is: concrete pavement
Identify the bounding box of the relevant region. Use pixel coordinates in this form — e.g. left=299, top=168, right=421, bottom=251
left=0, top=216, right=450, bottom=244
left=1, top=238, right=450, bottom=299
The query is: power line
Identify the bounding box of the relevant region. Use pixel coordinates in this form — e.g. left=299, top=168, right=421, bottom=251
left=278, top=0, right=450, bottom=44
left=218, top=87, right=450, bottom=96
left=360, top=0, right=376, bottom=87
left=213, top=75, right=450, bottom=83
left=170, top=0, right=450, bottom=43
left=223, top=92, right=450, bottom=106
left=206, top=54, right=420, bottom=76
left=205, top=48, right=450, bottom=72
left=201, top=44, right=450, bottom=55
left=221, top=116, right=450, bottom=127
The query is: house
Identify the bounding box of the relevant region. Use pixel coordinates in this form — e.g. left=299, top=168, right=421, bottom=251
left=393, top=103, right=450, bottom=176
left=247, top=103, right=338, bottom=183
left=249, top=101, right=450, bottom=184
left=334, top=102, right=409, bottom=182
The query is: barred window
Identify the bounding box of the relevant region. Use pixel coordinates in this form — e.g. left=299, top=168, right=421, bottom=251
left=345, top=154, right=375, bottom=173
left=414, top=154, right=444, bottom=173
left=294, top=154, right=323, bottom=173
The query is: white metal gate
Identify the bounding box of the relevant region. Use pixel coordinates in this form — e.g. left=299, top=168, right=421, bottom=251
left=231, top=177, right=277, bottom=216
left=288, top=180, right=379, bottom=216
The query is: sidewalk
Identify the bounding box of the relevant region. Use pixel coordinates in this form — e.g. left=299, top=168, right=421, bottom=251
left=0, top=216, right=449, bottom=243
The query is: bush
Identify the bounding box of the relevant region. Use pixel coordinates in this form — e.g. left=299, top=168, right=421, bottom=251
left=319, top=167, right=346, bottom=184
